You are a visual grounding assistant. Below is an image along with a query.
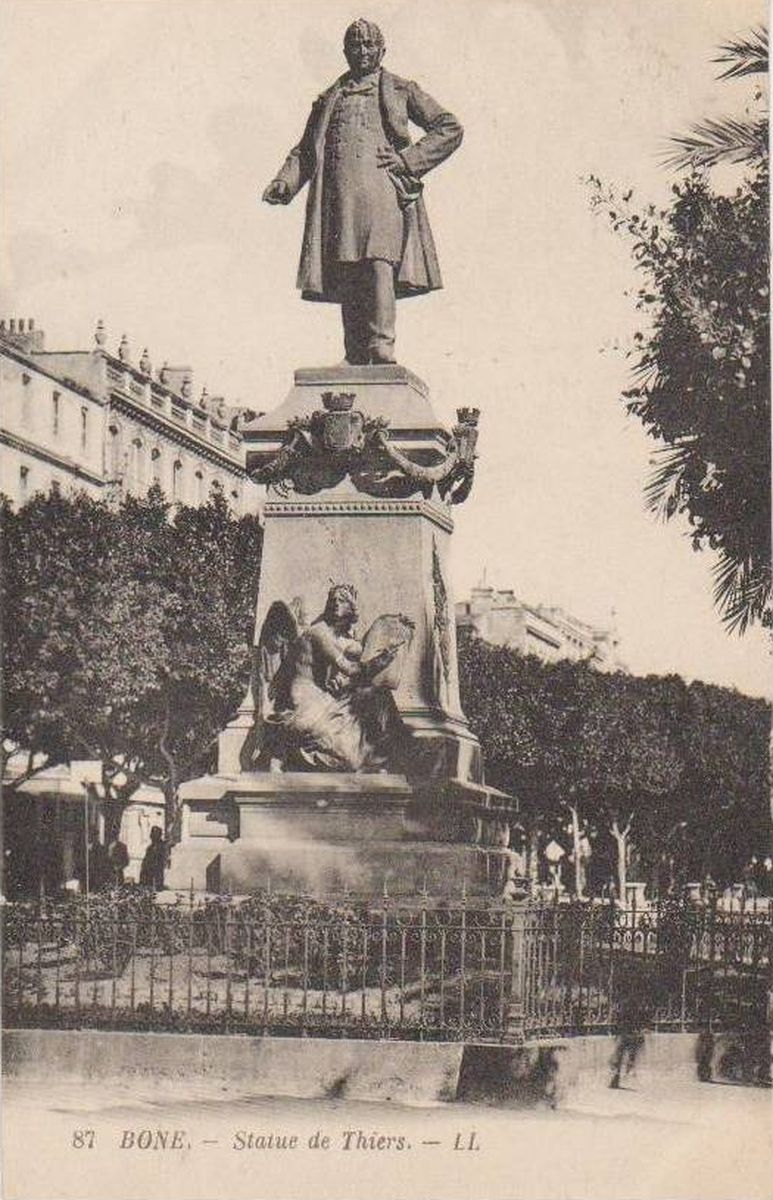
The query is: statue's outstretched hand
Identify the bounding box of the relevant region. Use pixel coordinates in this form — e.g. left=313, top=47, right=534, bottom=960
left=262, top=180, right=291, bottom=205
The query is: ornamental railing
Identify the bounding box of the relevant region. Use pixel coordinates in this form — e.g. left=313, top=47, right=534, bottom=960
left=2, top=891, right=769, bottom=1043
left=519, top=898, right=771, bottom=1039
left=1, top=891, right=518, bottom=1042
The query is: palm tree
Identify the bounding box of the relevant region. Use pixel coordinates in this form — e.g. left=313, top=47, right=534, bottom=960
left=646, top=28, right=770, bottom=635
left=593, top=30, right=770, bottom=634
left=664, top=27, right=768, bottom=170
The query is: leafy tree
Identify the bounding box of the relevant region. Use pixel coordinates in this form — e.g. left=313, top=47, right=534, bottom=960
left=457, top=629, right=770, bottom=893
left=535, top=659, right=599, bottom=898
left=588, top=29, right=770, bottom=632
left=675, top=678, right=770, bottom=886
left=1, top=488, right=262, bottom=839
left=457, top=633, right=603, bottom=892
left=572, top=672, right=685, bottom=897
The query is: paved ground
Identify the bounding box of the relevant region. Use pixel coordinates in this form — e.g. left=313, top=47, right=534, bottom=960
left=3, top=1071, right=772, bottom=1200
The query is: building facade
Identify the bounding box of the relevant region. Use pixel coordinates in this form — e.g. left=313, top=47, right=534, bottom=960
left=1, top=318, right=262, bottom=896
left=3, top=756, right=165, bottom=898
left=456, top=582, right=624, bottom=671
left=0, top=318, right=261, bottom=513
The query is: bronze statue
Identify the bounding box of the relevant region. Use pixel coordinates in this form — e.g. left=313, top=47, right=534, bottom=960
left=255, top=586, right=414, bottom=772
left=262, top=18, right=463, bottom=365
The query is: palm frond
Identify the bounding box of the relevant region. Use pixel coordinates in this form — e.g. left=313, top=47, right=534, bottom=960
left=714, top=28, right=768, bottom=79
left=712, top=549, right=772, bottom=635
left=643, top=443, right=694, bottom=521
left=663, top=117, right=768, bottom=171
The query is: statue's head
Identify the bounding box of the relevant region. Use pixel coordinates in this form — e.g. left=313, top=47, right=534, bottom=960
left=323, top=583, right=358, bottom=628
left=343, top=18, right=385, bottom=78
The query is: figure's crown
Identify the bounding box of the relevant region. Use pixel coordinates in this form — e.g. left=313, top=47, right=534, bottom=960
left=321, top=391, right=356, bottom=412
left=328, top=581, right=358, bottom=603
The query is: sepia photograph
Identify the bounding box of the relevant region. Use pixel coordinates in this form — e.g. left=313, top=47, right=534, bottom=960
left=1, top=1, right=771, bottom=1198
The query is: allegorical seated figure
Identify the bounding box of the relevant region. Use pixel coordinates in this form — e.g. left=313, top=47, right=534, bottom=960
left=256, top=585, right=414, bottom=772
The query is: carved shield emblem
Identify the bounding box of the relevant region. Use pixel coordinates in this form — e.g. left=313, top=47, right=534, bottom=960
left=319, top=409, right=365, bottom=453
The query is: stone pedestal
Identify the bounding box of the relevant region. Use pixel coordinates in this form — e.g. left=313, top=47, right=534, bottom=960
left=247, top=365, right=481, bottom=784
left=168, top=770, right=519, bottom=896
left=168, top=365, right=519, bottom=898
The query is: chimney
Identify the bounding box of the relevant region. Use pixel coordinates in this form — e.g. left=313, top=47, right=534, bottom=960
left=0, top=317, right=45, bottom=353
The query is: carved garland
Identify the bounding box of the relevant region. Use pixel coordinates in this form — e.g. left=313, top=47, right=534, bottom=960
left=250, top=393, right=479, bottom=504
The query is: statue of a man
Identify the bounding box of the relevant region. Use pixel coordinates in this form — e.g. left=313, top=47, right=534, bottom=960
left=262, top=18, right=463, bottom=365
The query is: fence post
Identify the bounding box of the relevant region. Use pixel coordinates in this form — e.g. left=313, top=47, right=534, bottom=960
left=504, top=903, right=527, bottom=1044
left=707, top=890, right=717, bottom=1032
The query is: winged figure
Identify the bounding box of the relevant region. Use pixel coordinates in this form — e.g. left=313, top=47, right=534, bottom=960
left=254, top=585, right=414, bottom=773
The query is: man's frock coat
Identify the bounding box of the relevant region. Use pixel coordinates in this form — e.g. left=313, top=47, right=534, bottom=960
left=272, top=69, right=463, bottom=302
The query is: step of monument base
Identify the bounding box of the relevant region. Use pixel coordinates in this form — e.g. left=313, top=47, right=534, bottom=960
left=178, top=771, right=516, bottom=842
left=170, top=771, right=518, bottom=898
left=168, top=836, right=515, bottom=899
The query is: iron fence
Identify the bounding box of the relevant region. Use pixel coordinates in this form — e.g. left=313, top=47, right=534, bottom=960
left=520, top=898, right=771, bottom=1039
left=1, top=891, right=517, bottom=1042
left=2, top=891, right=770, bottom=1043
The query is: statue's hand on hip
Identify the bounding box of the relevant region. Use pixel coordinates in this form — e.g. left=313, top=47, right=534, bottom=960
left=262, top=180, right=292, bottom=205
left=376, top=146, right=406, bottom=173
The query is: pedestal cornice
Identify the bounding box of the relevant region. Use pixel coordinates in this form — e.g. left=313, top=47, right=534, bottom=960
left=263, top=495, right=454, bottom=533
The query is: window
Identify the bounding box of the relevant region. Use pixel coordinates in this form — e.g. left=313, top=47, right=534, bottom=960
left=80, top=407, right=88, bottom=452
left=195, top=468, right=204, bottom=504
left=21, top=375, right=32, bottom=429
left=172, top=460, right=183, bottom=501
left=130, top=438, right=146, bottom=493
left=108, top=424, right=122, bottom=479
left=151, top=447, right=162, bottom=486
left=52, top=391, right=60, bottom=436
left=19, top=465, right=29, bottom=500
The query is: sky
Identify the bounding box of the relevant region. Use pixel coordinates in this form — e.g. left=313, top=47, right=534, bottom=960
left=1, top=0, right=770, bottom=698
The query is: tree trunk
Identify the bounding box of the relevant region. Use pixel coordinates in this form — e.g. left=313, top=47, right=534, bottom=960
left=527, top=823, right=540, bottom=886
left=4, top=751, right=54, bottom=793
left=100, top=766, right=119, bottom=844
left=569, top=804, right=584, bottom=899
left=611, top=814, right=634, bottom=902
left=159, top=698, right=180, bottom=851
left=611, top=821, right=627, bottom=901
left=163, top=781, right=180, bottom=853
left=160, top=766, right=180, bottom=848
left=100, top=762, right=141, bottom=844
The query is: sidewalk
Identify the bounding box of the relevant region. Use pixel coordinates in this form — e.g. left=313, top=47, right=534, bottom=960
left=4, top=1068, right=772, bottom=1200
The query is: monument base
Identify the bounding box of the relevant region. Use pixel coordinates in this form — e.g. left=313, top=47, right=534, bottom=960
left=167, top=365, right=519, bottom=900
left=168, top=771, right=519, bottom=899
